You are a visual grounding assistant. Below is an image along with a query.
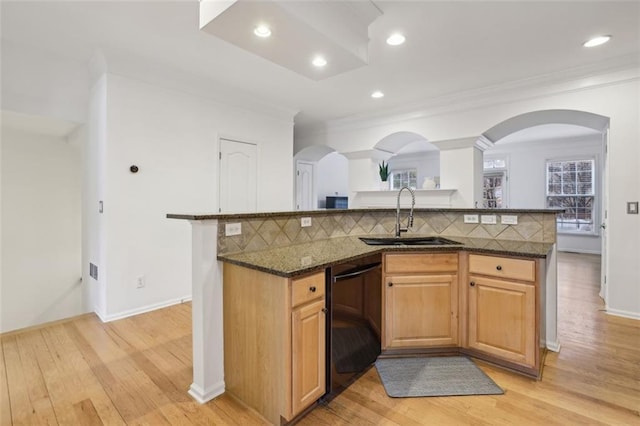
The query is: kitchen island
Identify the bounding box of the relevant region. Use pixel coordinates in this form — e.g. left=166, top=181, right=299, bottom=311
left=168, top=208, right=560, bottom=422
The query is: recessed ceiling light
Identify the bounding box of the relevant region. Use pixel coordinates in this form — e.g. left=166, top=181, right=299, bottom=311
left=583, top=35, right=611, bottom=47
left=371, top=91, right=384, bottom=99
left=253, top=25, right=271, bottom=38
left=312, top=56, right=327, bottom=67
left=386, top=33, right=406, bottom=46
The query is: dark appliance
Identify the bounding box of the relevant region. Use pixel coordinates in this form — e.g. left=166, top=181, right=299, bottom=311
left=326, top=196, right=348, bottom=209
left=324, top=254, right=382, bottom=401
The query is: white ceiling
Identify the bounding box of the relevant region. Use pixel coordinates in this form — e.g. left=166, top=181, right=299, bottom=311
left=1, top=1, right=639, bottom=132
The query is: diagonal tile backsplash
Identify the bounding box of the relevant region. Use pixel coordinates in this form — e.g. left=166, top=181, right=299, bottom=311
left=217, top=210, right=557, bottom=255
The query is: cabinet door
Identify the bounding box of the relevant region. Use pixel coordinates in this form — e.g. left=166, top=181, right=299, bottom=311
left=291, top=298, right=326, bottom=416
left=384, top=274, right=458, bottom=348
left=468, top=275, right=535, bottom=367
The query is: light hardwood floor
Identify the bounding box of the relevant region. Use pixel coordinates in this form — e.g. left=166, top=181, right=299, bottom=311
left=2, top=253, right=639, bottom=425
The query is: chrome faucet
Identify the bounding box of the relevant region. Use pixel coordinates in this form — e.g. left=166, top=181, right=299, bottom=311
left=395, top=186, right=416, bottom=237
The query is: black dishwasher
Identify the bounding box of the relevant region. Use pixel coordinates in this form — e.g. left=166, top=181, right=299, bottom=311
left=323, top=254, right=382, bottom=401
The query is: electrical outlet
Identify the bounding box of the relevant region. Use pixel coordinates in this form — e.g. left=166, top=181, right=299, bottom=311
left=301, top=217, right=312, bottom=227
left=501, top=215, right=518, bottom=225
left=481, top=214, right=497, bottom=224
left=464, top=214, right=479, bottom=224
left=136, top=275, right=146, bottom=289
left=225, top=222, right=242, bottom=236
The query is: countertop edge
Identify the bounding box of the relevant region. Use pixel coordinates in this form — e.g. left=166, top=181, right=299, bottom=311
left=217, top=242, right=552, bottom=278
left=168, top=208, right=563, bottom=221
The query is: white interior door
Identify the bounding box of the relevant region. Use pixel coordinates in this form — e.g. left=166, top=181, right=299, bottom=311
left=219, top=139, right=257, bottom=213
left=296, top=161, right=314, bottom=210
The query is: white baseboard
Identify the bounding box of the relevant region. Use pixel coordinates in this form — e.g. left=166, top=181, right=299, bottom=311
left=97, top=295, right=192, bottom=323
left=545, top=340, right=561, bottom=352
left=189, top=382, right=225, bottom=404
left=605, top=308, right=640, bottom=321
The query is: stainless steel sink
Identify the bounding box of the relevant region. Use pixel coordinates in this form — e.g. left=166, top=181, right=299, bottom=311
left=359, top=236, right=462, bottom=246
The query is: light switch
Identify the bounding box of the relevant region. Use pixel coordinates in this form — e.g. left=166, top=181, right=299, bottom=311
left=501, top=215, right=518, bottom=225
left=464, top=214, right=479, bottom=224
left=225, top=222, right=242, bottom=236
left=481, top=215, right=497, bottom=224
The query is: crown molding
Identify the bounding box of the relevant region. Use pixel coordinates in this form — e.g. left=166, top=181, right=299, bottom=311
left=296, top=54, right=640, bottom=137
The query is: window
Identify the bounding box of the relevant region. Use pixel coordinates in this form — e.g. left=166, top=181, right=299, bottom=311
left=483, top=173, right=505, bottom=208
left=391, top=169, right=417, bottom=190
left=483, top=156, right=508, bottom=208
left=546, top=159, right=595, bottom=233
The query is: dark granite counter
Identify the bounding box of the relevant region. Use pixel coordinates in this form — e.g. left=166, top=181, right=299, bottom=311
left=168, top=207, right=563, bottom=221
left=217, top=235, right=554, bottom=278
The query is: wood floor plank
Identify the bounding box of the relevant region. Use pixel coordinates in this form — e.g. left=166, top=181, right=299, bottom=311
left=0, top=339, right=12, bottom=426
left=2, top=253, right=639, bottom=425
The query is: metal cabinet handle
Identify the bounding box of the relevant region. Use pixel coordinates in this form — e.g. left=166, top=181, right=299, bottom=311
left=496, top=265, right=502, bottom=271
left=470, top=281, right=476, bottom=287
left=309, top=286, right=316, bottom=292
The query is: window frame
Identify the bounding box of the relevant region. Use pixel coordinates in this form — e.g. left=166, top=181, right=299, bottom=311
left=545, top=157, right=598, bottom=236
left=390, top=168, right=418, bottom=190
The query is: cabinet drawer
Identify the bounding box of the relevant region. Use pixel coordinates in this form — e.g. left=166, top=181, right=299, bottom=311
left=291, top=272, right=325, bottom=307
left=469, top=254, right=535, bottom=282
left=385, top=253, right=458, bottom=274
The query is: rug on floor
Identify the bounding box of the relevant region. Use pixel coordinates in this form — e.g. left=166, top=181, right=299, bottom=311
left=374, top=356, right=504, bottom=398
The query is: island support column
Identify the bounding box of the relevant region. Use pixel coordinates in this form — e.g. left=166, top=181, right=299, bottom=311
left=188, top=219, right=225, bottom=403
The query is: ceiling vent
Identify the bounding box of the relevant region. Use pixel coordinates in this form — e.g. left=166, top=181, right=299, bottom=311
left=199, top=0, right=382, bottom=80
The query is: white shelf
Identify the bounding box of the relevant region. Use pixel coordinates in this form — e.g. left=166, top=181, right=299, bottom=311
left=351, top=189, right=457, bottom=208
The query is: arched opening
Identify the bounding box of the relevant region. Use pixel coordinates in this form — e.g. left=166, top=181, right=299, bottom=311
left=373, top=131, right=439, bottom=190
left=293, top=145, right=349, bottom=210
left=481, top=109, right=610, bottom=309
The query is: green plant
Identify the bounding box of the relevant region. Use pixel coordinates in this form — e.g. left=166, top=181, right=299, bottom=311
left=378, top=160, right=389, bottom=182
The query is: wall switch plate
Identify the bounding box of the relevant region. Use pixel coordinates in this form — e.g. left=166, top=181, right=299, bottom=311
left=481, top=214, right=497, bottom=224
left=301, top=217, right=312, bottom=227
left=627, top=201, right=639, bottom=214
left=464, top=214, right=479, bottom=224
left=225, top=222, right=242, bottom=236
left=501, top=215, right=518, bottom=225
left=136, top=275, right=146, bottom=289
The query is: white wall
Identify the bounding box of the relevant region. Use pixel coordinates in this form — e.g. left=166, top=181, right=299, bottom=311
left=487, top=135, right=603, bottom=254
left=1, top=127, right=84, bottom=332
left=316, top=152, right=348, bottom=208
left=93, top=73, right=294, bottom=320
left=296, top=72, right=640, bottom=319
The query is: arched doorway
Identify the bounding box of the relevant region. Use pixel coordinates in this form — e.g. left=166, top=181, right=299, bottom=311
left=482, top=110, right=610, bottom=350
left=294, top=145, right=349, bottom=210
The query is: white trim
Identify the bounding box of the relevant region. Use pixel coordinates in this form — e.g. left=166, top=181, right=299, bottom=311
left=98, top=296, right=192, bottom=323
left=188, top=382, right=225, bottom=404
left=605, top=308, right=640, bottom=321
left=296, top=63, right=639, bottom=136
left=545, top=340, right=561, bottom=353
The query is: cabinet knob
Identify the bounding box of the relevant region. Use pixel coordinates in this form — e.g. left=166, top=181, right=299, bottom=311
left=388, top=282, right=393, bottom=287
left=496, top=265, right=502, bottom=271
left=470, top=281, right=476, bottom=287
left=309, top=286, right=316, bottom=292
left=321, top=308, right=328, bottom=314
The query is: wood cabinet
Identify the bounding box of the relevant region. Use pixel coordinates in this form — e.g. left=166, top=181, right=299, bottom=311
left=467, top=254, right=538, bottom=369
left=223, top=264, right=326, bottom=424
left=291, top=282, right=326, bottom=415
left=383, top=253, right=459, bottom=349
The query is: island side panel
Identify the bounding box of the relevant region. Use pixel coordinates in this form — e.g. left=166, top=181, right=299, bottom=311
left=223, top=262, right=291, bottom=424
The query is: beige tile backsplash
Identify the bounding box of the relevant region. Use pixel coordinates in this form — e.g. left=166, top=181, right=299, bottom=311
left=218, top=211, right=557, bottom=255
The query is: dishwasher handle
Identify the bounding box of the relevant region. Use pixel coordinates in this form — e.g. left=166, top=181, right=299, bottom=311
left=333, top=262, right=381, bottom=282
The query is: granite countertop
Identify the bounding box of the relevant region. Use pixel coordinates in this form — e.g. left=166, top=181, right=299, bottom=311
left=217, top=235, right=554, bottom=278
